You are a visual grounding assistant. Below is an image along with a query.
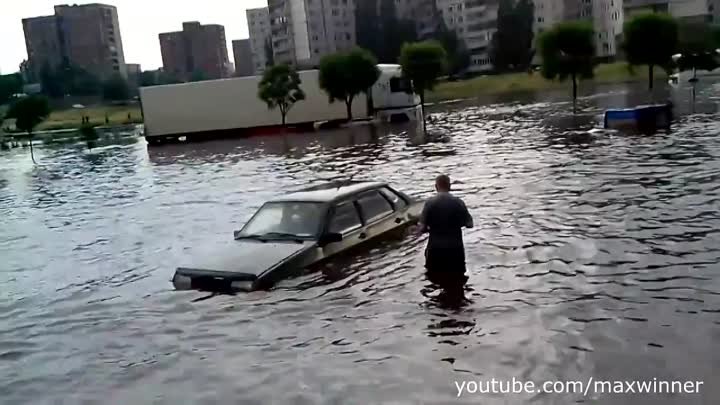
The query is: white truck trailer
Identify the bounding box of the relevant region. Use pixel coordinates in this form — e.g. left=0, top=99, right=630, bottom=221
left=139, top=64, right=420, bottom=145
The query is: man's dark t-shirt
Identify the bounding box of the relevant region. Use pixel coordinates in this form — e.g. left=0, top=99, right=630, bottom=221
left=420, top=192, right=472, bottom=273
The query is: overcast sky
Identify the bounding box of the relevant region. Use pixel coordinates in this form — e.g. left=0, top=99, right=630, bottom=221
left=0, top=0, right=268, bottom=74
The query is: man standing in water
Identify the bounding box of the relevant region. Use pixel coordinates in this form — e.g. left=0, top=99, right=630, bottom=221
left=418, top=174, right=474, bottom=277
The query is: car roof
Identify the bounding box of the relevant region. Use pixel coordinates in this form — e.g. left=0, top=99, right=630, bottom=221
left=269, top=181, right=388, bottom=203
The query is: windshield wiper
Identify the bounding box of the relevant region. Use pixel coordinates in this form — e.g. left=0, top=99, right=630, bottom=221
left=260, top=232, right=308, bottom=242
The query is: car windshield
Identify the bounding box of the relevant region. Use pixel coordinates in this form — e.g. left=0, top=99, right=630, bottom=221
left=237, top=201, right=325, bottom=240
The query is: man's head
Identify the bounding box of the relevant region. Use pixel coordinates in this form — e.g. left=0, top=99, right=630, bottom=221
left=435, top=174, right=451, bottom=192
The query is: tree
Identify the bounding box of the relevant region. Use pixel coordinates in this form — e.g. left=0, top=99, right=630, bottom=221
left=40, top=64, right=65, bottom=98
left=399, top=41, right=447, bottom=133
left=258, top=64, right=306, bottom=127
left=102, top=74, right=130, bottom=102
left=435, top=24, right=470, bottom=76
left=140, top=71, right=158, bottom=87
left=676, top=21, right=719, bottom=79
left=623, top=13, right=678, bottom=92
left=538, top=21, right=595, bottom=114
left=491, top=0, right=535, bottom=72
left=6, top=95, right=50, bottom=163
left=0, top=73, right=23, bottom=105
left=319, top=48, right=381, bottom=121
left=190, top=70, right=208, bottom=82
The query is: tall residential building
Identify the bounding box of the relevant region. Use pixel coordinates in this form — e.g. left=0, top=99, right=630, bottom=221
left=247, top=7, right=272, bottom=74
left=624, top=0, right=711, bottom=22
left=22, top=3, right=127, bottom=81
left=397, top=0, right=445, bottom=39
left=533, top=0, right=622, bottom=59
left=22, top=16, right=62, bottom=81
left=159, top=22, right=231, bottom=82
left=268, top=0, right=357, bottom=67
left=233, top=39, right=255, bottom=76
left=436, top=0, right=500, bottom=72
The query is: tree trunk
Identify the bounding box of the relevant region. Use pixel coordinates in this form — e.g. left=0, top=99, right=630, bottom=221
left=572, top=72, right=577, bottom=114
left=420, top=91, right=427, bottom=134
left=346, top=97, right=353, bottom=121
left=281, top=111, right=286, bottom=127
left=29, top=131, right=36, bottom=164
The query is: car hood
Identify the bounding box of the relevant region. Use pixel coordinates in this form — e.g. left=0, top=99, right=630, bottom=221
left=178, top=239, right=316, bottom=277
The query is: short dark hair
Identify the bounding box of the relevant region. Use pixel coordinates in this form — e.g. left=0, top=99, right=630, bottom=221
left=435, top=174, right=451, bottom=191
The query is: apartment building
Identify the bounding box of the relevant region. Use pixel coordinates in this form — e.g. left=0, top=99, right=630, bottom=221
left=159, top=22, right=231, bottom=81
left=22, top=16, right=62, bottom=81
left=233, top=39, right=255, bottom=76
left=624, top=0, right=711, bottom=21
left=268, top=0, right=356, bottom=67
left=533, top=0, right=622, bottom=59
left=22, top=3, right=127, bottom=81
left=396, top=0, right=444, bottom=39
left=436, top=0, right=499, bottom=72
left=247, top=7, right=272, bottom=74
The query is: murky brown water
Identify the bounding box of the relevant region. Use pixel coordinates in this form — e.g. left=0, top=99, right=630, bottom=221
left=2, top=82, right=720, bottom=404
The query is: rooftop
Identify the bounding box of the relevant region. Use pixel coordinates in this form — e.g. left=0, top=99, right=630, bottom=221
left=270, top=181, right=387, bottom=203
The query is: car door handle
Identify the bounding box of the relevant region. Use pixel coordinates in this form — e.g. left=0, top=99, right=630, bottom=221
left=359, top=232, right=367, bottom=240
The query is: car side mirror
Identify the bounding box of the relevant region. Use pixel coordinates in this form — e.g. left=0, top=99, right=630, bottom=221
left=319, top=232, right=343, bottom=246
left=233, top=230, right=241, bottom=239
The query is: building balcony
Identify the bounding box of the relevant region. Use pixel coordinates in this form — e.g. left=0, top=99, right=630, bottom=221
left=623, top=0, right=669, bottom=9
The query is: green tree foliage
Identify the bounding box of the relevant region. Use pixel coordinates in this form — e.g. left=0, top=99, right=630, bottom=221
left=434, top=24, right=471, bottom=76
left=539, top=21, right=595, bottom=113
left=623, top=13, right=678, bottom=91
left=190, top=70, right=208, bottom=82
left=356, top=0, right=417, bottom=63
left=0, top=73, right=24, bottom=105
left=6, top=95, right=50, bottom=163
left=399, top=41, right=447, bottom=133
left=319, top=48, right=381, bottom=120
left=38, top=63, right=102, bottom=98
left=258, top=64, right=306, bottom=126
left=491, top=0, right=535, bottom=72
left=40, top=64, right=65, bottom=98
left=676, top=22, right=719, bottom=76
left=102, top=74, right=130, bottom=102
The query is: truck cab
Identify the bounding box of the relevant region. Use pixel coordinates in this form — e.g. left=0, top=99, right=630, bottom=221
left=370, top=64, right=422, bottom=123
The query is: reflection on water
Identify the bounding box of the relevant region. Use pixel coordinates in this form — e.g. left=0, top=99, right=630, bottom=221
left=2, top=82, right=720, bottom=404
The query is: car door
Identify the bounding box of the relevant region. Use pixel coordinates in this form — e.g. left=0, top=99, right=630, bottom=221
left=355, top=189, right=403, bottom=241
left=321, top=199, right=366, bottom=259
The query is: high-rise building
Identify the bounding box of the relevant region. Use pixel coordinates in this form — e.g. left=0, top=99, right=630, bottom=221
left=533, top=0, right=622, bottom=59
left=436, top=0, right=499, bottom=72
left=22, top=16, right=63, bottom=82
left=247, top=7, right=272, bottom=74
left=623, top=0, right=710, bottom=21
left=233, top=39, right=255, bottom=76
left=159, top=22, right=231, bottom=82
left=268, top=0, right=357, bottom=68
left=22, top=3, right=127, bottom=82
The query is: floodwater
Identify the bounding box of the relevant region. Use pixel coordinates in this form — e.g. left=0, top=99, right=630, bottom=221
left=2, top=81, right=720, bottom=404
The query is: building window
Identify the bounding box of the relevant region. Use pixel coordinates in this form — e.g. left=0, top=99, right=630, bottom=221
left=332, top=9, right=339, bottom=16
left=345, top=33, right=351, bottom=40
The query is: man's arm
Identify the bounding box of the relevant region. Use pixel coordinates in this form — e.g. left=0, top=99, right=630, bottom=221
left=417, top=200, right=430, bottom=234
left=461, top=199, right=473, bottom=229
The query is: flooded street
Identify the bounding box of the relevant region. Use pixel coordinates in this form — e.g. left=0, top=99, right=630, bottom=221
left=2, top=82, right=720, bottom=404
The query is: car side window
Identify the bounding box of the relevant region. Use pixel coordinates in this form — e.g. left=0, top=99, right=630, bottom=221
left=328, top=201, right=362, bottom=235
left=379, top=187, right=408, bottom=210
left=357, top=191, right=394, bottom=223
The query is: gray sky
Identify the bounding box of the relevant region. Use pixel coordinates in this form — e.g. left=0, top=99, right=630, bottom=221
left=0, top=0, right=268, bottom=74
